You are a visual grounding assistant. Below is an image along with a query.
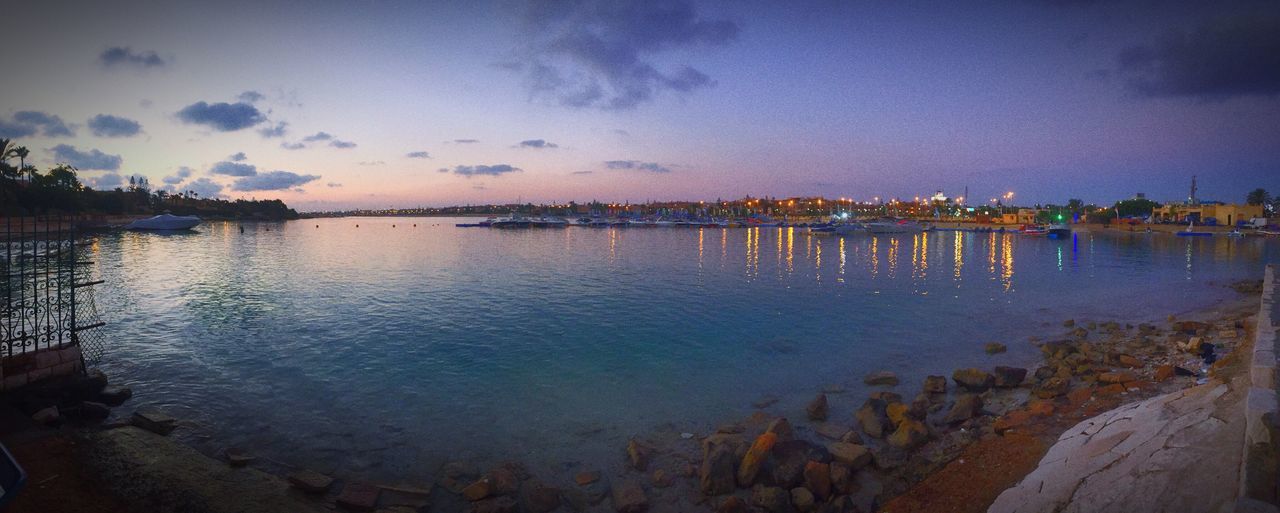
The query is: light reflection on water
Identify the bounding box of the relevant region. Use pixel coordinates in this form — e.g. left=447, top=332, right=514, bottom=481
left=86, top=219, right=1278, bottom=481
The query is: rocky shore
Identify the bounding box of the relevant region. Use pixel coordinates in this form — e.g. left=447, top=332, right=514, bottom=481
left=1, top=279, right=1265, bottom=513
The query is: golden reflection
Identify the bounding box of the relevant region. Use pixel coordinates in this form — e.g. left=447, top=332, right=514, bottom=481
left=609, top=228, right=618, bottom=263
left=814, top=239, right=822, bottom=282
left=1000, top=233, right=1014, bottom=291
left=786, top=227, right=795, bottom=274
left=720, top=228, right=727, bottom=265
left=988, top=232, right=997, bottom=275
left=921, top=232, right=928, bottom=272
left=776, top=227, right=783, bottom=274
left=870, top=236, right=879, bottom=279
left=887, top=237, right=899, bottom=278
left=953, top=231, right=963, bottom=280
left=745, top=227, right=760, bottom=278
left=838, top=236, right=846, bottom=283
left=698, top=228, right=704, bottom=270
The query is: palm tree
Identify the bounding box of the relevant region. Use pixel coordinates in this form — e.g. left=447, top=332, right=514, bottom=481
left=12, top=146, right=28, bottom=181
left=1247, top=189, right=1272, bottom=206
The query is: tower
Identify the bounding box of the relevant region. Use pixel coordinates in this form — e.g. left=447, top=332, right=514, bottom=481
left=1189, top=176, right=1198, bottom=205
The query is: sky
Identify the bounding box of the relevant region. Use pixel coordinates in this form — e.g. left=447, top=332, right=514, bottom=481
left=2, top=0, right=1278, bottom=211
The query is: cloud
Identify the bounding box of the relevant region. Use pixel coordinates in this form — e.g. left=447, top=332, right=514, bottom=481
left=406, top=151, right=432, bottom=159
left=451, top=139, right=479, bottom=144
left=604, top=160, right=671, bottom=173
left=258, top=121, right=288, bottom=138
left=12, top=111, right=75, bottom=137
left=162, top=166, right=194, bottom=184
left=232, top=171, right=320, bottom=191
left=209, top=161, right=258, bottom=177
left=51, top=144, right=122, bottom=170
left=358, top=160, right=385, bottom=166
left=516, top=138, right=559, bottom=149
left=87, top=173, right=123, bottom=189
left=1116, top=14, right=1280, bottom=99
left=99, top=46, right=167, bottom=69
left=0, top=119, right=36, bottom=138
left=238, top=90, right=265, bottom=103
left=509, top=0, right=738, bottom=109
left=439, top=164, right=522, bottom=178
left=286, top=131, right=355, bottom=149
left=303, top=132, right=333, bottom=142
left=229, top=152, right=247, bottom=162
left=329, top=139, right=357, bottom=149
left=87, top=114, right=142, bottom=137
left=281, top=141, right=306, bottom=150
left=176, top=101, right=265, bottom=131
left=183, top=178, right=224, bottom=198
left=571, top=170, right=594, bottom=175
left=327, top=182, right=343, bottom=188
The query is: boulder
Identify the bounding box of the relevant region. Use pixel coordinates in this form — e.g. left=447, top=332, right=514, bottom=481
left=717, top=497, right=749, bottom=513
left=1154, top=364, right=1175, bottom=382
left=1063, top=319, right=1075, bottom=327
left=770, top=440, right=828, bottom=489
left=751, top=486, right=791, bottom=513
left=803, top=461, right=831, bottom=500
left=520, top=480, right=562, bottom=513
left=130, top=411, right=176, bottom=435
left=766, top=417, right=795, bottom=440
left=1033, top=377, right=1070, bottom=399
left=813, top=423, right=849, bottom=441
left=575, top=471, right=601, bottom=486
left=992, top=366, right=1027, bottom=388
left=1172, top=320, right=1209, bottom=334
left=471, top=496, right=518, bottom=513
left=863, top=371, right=899, bottom=386
left=611, top=479, right=647, bottom=513
left=97, top=386, right=133, bottom=406
left=1098, top=371, right=1137, bottom=384
left=224, top=448, right=255, bottom=467
left=984, top=342, right=1007, bottom=355
left=792, top=487, right=816, bottom=512
left=806, top=393, right=829, bottom=421
left=942, top=394, right=983, bottom=424
left=828, top=464, right=854, bottom=495
left=463, top=477, right=494, bottom=501
left=700, top=443, right=736, bottom=495
left=626, top=439, right=651, bottom=471
left=1118, top=354, right=1144, bottom=368
left=488, top=466, right=520, bottom=496
left=952, top=368, right=995, bottom=392
left=287, top=470, right=334, bottom=494
left=922, top=375, right=948, bottom=394
left=885, top=402, right=909, bottom=427
left=336, top=482, right=380, bottom=511
left=826, top=442, right=870, bottom=470
left=854, top=398, right=890, bottom=439
left=739, top=432, right=778, bottom=486
left=32, top=406, right=60, bottom=425
left=908, top=394, right=930, bottom=420
left=887, top=419, right=929, bottom=449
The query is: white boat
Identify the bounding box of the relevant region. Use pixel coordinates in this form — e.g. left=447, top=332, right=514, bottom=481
left=125, top=213, right=201, bottom=230
left=864, top=218, right=923, bottom=234
left=833, top=223, right=865, bottom=235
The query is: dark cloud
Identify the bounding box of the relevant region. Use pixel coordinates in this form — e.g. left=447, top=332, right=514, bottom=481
left=303, top=132, right=333, bottom=142
left=0, top=119, right=36, bottom=138
left=229, top=152, right=247, bottom=162
left=99, top=46, right=167, bottom=69
left=258, top=121, right=288, bottom=138
left=605, top=160, right=671, bottom=173
left=281, top=141, right=306, bottom=150
left=511, top=0, right=738, bottom=109
left=162, top=166, right=193, bottom=185
left=238, top=90, right=265, bottom=103
left=209, top=161, right=258, bottom=177
left=330, top=139, right=357, bottom=149
left=358, top=161, right=385, bottom=166
left=516, top=139, right=559, bottom=149
left=439, top=164, right=522, bottom=178
left=327, top=182, right=343, bottom=188
left=183, top=178, right=224, bottom=198
left=571, top=170, right=594, bottom=175
left=87, top=173, right=124, bottom=189
left=50, top=144, right=121, bottom=170
left=232, top=170, right=320, bottom=191
left=452, top=139, right=479, bottom=144
left=1116, top=14, right=1280, bottom=99
left=406, top=151, right=432, bottom=159
left=176, top=101, right=265, bottom=131
left=88, top=114, right=142, bottom=137
left=12, top=111, right=75, bottom=137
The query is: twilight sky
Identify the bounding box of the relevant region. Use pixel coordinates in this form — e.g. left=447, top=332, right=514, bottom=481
left=3, top=0, right=1278, bottom=211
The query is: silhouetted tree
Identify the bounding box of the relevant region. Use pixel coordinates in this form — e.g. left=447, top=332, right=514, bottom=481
left=1247, top=188, right=1271, bottom=206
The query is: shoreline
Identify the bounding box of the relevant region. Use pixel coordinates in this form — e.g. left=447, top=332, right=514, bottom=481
left=1, top=278, right=1267, bottom=512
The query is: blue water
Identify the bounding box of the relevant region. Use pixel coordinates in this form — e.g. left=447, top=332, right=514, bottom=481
left=86, top=219, right=1279, bottom=481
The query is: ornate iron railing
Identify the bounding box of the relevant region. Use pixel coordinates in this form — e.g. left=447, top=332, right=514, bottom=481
left=1, top=216, right=91, bottom=360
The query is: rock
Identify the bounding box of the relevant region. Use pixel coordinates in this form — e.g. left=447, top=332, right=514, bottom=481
left=887, top=418, right=929, bottom=449
left=1063, top=319, right=1075, bottom=327
left=751, top=486, right=791, bottom=513
left=1173, top=320, right=1209, bottom=334
left=864, top=371, right=899, bottom=386
left=488, top=466, right=520, bottom=496
left=717, top=497, right=749, bottom=513
left=471, top=496, right=518, bottom=513
left=1096, top=383, right=1126, bottom=396
left=854, top=400, right=889, bottom=439
left=1154, top=364, right=1175, bottom=382
left=885, top=402, right=909, bottom=427
left=943, top=394, right=984, bottom=424
left=74, top=401, right=112, bottom=421
left=923, top=375, right=948, bottom=394
left=97, top=386, right=133, bottom=406
left=69, top=369, right=109, bottom=400
left=224, top=448, right=255, bottom=467
left=738, top=432, right=778, bottom=486
left=626, top=439, right=652, bottom=471
left=575, top=471, right=601, bottom=485
left=1118, top=354, right=1144, bottom=368
left=826, top=442, right=870, bottom=470
left=806, top=393, right=829, bottom=421
left=717, top=423, right=745, bottom=434
left=771, top=440, right=828, bottom=489
left=611, top=479, right=647, bottom=513
left=766, top=417, right=795, bottom=440
left=1098, top=371, right=1137, bottom=384
left=1027, top=400, right=1055, bottom=417
left=130, top=411, right=176, bottom=435
left=993, top=411, right=1033, bottom=434
left=792, top=487, right=816, bottom=512
left=288, top=470, right=334, bottom=493
left=1034, top=377, right=1070, bottom=399
left=992, top=366, right=1027, bottom=388
left=813, top=423, right=849, bottom=441
left=984, top=342, right=1007, bottom=354
left=463, top=477, right=494, bottom=501
left=32, top=406, right=59, bottom=425
left=700, top=443, right=736, bottom=495
left=803, top=461, right=831, bottom=500
left=1033, top=366, right=1055, bottom=381
left=520, top=480, right=562, bottom=513
left=336, top=482, right=380, bottom=511
left=952, top=368, right=995, bottom=392
left=650, top=469, right=673, bottom=488
left=840, top=430, right=863, bottom=445
left=1174, top=366, right=1197, bottom=377
left=829, top=463, right=854, bottom=495
left=908, top=394, right=930, bottom=420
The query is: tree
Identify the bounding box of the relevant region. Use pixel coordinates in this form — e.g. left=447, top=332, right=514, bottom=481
left=1247, top=188, right=1271, bottom=206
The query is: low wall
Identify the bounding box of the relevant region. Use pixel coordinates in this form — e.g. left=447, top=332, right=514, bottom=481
left=0, top=345, right=84, bottom=391
left=1240, top=264, right=1280, bottom=508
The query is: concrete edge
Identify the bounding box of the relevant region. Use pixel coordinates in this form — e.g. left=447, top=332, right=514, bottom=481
left=1238, top=264, right=1280, bottom=511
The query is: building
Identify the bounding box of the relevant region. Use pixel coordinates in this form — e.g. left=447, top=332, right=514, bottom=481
left=1150, top=203, right=1264, bottom=226
left=1000, top=208, right=1042, bottom=225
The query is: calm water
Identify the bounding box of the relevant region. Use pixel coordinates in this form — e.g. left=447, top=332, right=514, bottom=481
left=86, top=219, right=1278, bottom=480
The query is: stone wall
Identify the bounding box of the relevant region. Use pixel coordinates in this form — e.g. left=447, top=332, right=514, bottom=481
left=1240, top=264, right=1280, bottom=508
left=0, top=344, right=84, bottom=391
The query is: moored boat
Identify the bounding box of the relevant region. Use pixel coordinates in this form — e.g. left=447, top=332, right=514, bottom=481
left=864, top=218, right=923, bottom=234
left=125, top=213, right=201, bottom=231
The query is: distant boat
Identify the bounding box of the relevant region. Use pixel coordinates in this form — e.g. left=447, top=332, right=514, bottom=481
left=1176, top=220, right=1212, bottom=237
left=125, top=213, right=201, bottom=231
left=865, top=218, right=923, bottom=234
left=1047, top=223, right=1071, bottom=239
left=1021, top=225, right=1049, bottom=236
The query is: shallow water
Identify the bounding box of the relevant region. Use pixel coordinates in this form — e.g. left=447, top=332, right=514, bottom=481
left=85, top=219, right=1279, bottom=480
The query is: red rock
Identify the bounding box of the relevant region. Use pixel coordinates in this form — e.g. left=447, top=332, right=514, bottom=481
left=575, top=471, right=601, bottom=486
left=1098, top=371, right=1138, bottom=384
left=1154, top=365, right=1176, bottom=382
left=887, top=419, right=928, bottom=449
left=463, top=478, right=493, bottom=501
left=803, top=461, right=831, bottom=500
left=336, top=482, right=380, bottom=511
left=717, top=497, right=748, bottom=513
left=993, top=411, right=1032, bottom=434
left=1027, top=401, right=1055, bottom=417
left=1066, top=387, right=1093, bottom=406
left=626, top=439, right=651, bottom=471
left=611, top=479, right=648, bottom=513
left=1118, top=354, right=1144, bottom=368
left=737, top=432, right=778, bottom=486
left=1095, top=383, right=1126, bottom=397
